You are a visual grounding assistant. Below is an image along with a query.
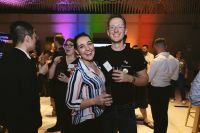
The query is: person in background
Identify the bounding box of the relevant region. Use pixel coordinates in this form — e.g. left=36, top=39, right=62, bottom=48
left=38, top=50, right=53, bottom=97
left=142, top=44, right=154, bottom=73
left=130, top=44, right=154, bottom=129
left=95, top=14, right=148, bottom=133
left=189, top=70, right=200, bottom=105
left=175, top=50, right=188, bottom=104
left=38, top=50, right=52, bottom=67
left=66, top=32, right=113, bottom=133
left=148, top=38, right=179, bottom=133
left=0, top=21, right=48, bottom=133
left=47, top=33, right=66, bottom=132
left=133, top=44, right=139, bottom=49
left=134, top=44, right=154, bottom=129
left=48, top=38, right=78, bottom=133
left=53, top=33, right=66, bottom=57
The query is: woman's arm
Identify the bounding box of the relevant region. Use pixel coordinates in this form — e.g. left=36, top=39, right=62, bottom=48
left=66, top=70, right=112, bottom=110
left=48, top=56, right=62, bottom=79
left=80, top=93, right=112, bottom=109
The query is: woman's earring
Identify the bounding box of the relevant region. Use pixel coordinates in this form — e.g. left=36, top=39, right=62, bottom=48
left=76, top=53, right=81, bottom=58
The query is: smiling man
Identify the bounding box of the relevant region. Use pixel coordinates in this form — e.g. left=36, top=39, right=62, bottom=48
left=95, top=14, right=148, bottom=133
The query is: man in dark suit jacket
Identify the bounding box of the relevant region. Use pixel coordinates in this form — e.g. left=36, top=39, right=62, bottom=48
left=0, top=21, right=48, bottom=133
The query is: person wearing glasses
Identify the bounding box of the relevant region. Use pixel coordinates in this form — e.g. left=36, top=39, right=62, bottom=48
left=0, top=21, right=48, bottom=133
left=48, top=38, right=78, bottom=133
left=95, top=14, right=148, bottom=133
left=66, top=32, right=113, bottom=133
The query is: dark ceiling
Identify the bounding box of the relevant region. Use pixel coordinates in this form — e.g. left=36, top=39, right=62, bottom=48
left=0, top=0, right=200, bottom=14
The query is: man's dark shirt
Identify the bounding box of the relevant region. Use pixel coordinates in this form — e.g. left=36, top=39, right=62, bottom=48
left=95, top=45, right=146, bottom=105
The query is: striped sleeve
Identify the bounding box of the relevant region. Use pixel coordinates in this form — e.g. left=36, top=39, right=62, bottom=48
left=66, top=69, right=83, bottom=111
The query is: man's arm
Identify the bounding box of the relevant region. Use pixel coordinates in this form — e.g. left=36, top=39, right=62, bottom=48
left=132, top=69, right=149, bottom=86
left=112, top=69, right=149, bottom=86
left=148, top=60, right=159, bottom=83
left=48, top=56, right=62, bottom=79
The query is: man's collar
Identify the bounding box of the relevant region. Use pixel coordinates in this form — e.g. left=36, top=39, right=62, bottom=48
left=15, top=47, right=31, bottom=59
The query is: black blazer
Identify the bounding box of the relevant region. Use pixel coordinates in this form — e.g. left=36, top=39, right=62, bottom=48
left=0, top=48, right=43, bottom=129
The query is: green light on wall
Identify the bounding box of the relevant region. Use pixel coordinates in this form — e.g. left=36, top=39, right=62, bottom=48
left=90, top=14, right=109, bottom=37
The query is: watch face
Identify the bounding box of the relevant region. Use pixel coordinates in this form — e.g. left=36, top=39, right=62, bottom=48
left=122, top=68, right=128, bottom=74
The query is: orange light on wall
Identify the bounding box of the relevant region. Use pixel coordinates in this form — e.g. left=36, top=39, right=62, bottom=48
left=124, top=14, right=158, bottom=48
left=126, top=37, right=137, bottom=48
left=126, top=24, right=139, bottom=48
left=138, top=14, right=158, bottom=48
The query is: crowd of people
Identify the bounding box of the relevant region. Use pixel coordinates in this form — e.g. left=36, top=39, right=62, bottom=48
left=0, top=14, right=199, bottom=133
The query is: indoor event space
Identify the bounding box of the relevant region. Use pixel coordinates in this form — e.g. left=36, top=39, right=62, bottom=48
left=0, top=0, right=200, bottom=133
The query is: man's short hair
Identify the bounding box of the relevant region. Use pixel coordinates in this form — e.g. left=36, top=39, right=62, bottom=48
left=107, top=14, right=126, bottom=28
left=154, top=38, right=166, bottom=48
left=54, top=34, right=65, bottom=46
left=142, top=44, right=149, bottom=48
left=10, top=21, right=34, bottom=45
left=133, top=45, right=139, bottom=49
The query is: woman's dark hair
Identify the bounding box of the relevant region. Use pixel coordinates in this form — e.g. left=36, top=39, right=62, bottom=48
left=107, top=14, right=126, bottom=29
left=10, top=21, right=34, bottom=45
left=64, top=38, right=74, bottom=45
left=74, top=32, right=92, bottom=49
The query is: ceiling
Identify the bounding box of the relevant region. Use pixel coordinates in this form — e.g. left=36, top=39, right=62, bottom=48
left=0, top=0, right=200, bottom=14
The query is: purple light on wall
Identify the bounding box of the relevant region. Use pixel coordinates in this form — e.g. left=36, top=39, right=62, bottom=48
left=52, top=24, right=77, bottom=39
left=1, top=0, right=24, bottom=6
left=50, top=14, right=78, bottom=39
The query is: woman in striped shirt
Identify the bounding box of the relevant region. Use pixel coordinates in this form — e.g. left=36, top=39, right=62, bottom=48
left=66, top=32, right=113, bottom=133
